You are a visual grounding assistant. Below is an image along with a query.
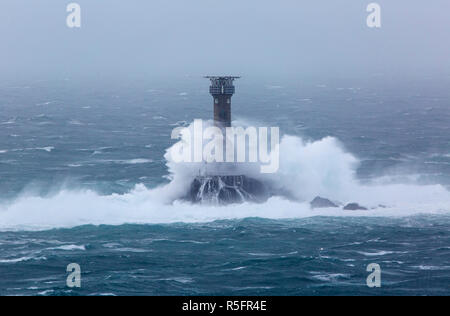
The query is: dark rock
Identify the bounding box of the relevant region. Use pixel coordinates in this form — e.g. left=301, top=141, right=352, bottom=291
left=343, top=203, right=368, bottom=211
left=310, top=197, right=339, bottom=209
left=187, top=175, right=269, bottom=205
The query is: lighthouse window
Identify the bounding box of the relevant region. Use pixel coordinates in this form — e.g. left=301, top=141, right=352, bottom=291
left=215, top=99, right=218, bottom=104
left=227, top=98, right=230, bottom=104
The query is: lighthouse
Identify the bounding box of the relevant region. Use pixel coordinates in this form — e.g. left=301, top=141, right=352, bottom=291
left=184, top=76, right=269, bottom=205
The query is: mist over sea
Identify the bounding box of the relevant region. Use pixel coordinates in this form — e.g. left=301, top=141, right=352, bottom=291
left=0, top=75, right=449, bottom=295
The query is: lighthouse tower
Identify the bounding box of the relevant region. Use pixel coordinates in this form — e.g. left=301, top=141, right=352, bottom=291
left=205, top=76, right=240, bottom=128
left=185, top=76, right=269, bottom=205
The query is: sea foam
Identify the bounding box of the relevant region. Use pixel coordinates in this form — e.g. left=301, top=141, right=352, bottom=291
left=0, top=122, right=449, bottom=231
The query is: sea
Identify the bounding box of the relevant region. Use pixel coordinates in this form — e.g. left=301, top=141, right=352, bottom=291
left=0, top=75, right=449, bottom=296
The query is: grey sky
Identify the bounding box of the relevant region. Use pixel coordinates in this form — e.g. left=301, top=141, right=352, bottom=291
left=1, top=0, right=449, bottom=80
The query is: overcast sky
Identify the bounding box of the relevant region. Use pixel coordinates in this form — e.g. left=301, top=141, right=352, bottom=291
left=1, top=0, right=449, bottom=81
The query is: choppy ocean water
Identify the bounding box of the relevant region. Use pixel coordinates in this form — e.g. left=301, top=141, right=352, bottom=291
left=0, top=76, right=449, bottom=295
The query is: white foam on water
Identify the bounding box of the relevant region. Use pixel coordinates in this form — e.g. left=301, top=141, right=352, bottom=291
left=0, top=123, right=449, bottom=231
left=122, top=159, right=153, bottom=164
left=32, top=147, right=54, bottom=152
left=0, top=256, right=47, bottom=263
left=48, top=245, right=86, bottom=251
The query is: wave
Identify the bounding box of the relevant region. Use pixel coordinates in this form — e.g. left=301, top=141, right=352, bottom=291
left=0, top=256, right=47, bottom=264
left=0, top=123, right=449, bottom=231
left=94, top=158, right=154, bottom=165
left=47, top=245, right=86, bottom=251
left=0, top=186, right=448, bottom=232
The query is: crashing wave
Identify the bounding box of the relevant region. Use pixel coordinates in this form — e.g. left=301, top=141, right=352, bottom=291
left=0, top=121, right=449, bottom=231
